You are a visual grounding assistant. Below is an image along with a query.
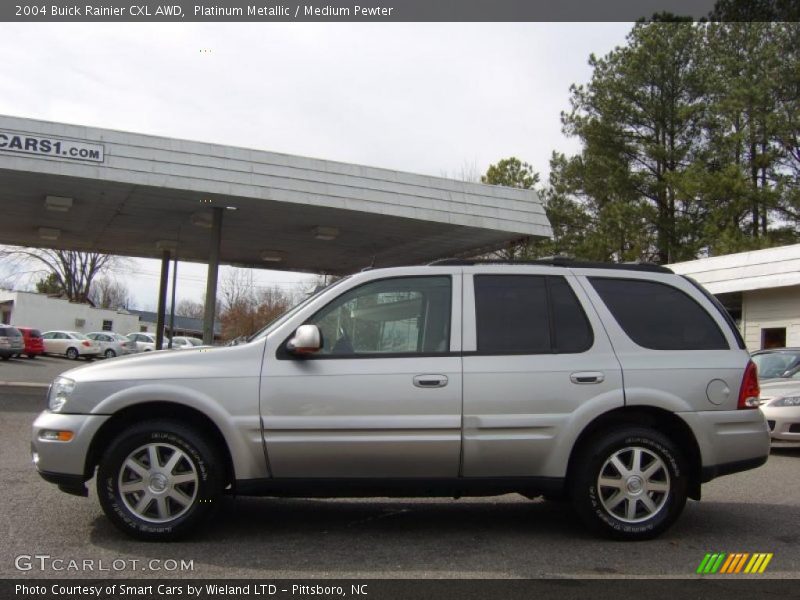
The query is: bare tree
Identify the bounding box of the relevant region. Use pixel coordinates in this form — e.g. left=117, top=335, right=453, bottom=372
left=218, top=268, right=294, bottom=341
left=0, top=247, right=122, bottom=303
left=89, top=277, right=132, bottom=310
left=176, top=298, right=205, bottom=318
left=439, top=159, right=481, bottom=183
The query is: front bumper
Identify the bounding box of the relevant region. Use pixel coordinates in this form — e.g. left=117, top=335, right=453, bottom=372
left=31, top=411, right=110, bottom=489
left=679, top=409, right=771, bottom=481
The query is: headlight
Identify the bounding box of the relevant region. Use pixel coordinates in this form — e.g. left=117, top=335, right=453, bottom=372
left=769, top=396, right=800, bottom=408
left=48, top=377, right=75, bottom=412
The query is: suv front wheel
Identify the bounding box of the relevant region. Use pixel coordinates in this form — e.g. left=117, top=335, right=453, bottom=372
left=571, top=427, right=687, bottom=541
left=97, top=419, right=224, bottom=541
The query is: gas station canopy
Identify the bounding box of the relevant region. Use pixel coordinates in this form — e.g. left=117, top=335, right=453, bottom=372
left=0, top=115, right=551, bottom=274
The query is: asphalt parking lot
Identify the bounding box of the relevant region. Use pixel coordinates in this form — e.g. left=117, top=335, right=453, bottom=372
left=1, top=382, right=798, bottom=580
left=0, top=353, right=79, bottom=386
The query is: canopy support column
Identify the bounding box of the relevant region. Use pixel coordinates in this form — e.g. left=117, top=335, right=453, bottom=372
left=203, top=207, right=223, bottom=345
left=155, top=249, right=170, bottom=350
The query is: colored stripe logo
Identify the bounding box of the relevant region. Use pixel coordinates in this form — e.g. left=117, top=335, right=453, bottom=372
left=697, top=552, right=773, bottom=574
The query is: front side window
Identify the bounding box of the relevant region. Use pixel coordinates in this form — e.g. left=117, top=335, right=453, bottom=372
left=589, top=277, right=728, bottom=351
left=306, top=276, right=451, bottom=356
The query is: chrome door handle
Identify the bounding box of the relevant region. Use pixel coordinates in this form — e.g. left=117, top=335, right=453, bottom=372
left=570, top=371, right=605, bottom=384
left=413, top=374, right=448, bottom=388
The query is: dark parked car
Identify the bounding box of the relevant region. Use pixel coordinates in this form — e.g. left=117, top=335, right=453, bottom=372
left=0, top=326, right=25, bottom=360
left=17, top=327, right=44, bottom=359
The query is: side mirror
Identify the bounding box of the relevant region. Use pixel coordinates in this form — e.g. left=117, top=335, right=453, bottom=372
left=286, top=324, right=322, bottom=355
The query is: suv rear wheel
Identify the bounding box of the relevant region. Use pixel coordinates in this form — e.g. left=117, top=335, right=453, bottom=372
left=571, top=427, right=687, bottom=541
left=97, top=419, right=224, bottom=541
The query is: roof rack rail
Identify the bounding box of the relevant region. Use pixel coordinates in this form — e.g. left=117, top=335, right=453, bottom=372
left=427, top=257, right=673, bottom=274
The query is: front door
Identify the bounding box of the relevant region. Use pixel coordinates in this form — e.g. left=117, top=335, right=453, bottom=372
left=261, top=274, right=462, bottom=478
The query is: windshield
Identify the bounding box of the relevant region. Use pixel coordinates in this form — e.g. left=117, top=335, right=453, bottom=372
left=752, top=351, right=800, bottom=379
left=247, top=276, right=350, bottom=342
left=70, top=332, right=89, bottom=340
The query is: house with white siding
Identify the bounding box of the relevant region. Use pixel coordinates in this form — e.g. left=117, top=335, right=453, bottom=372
left=669, top=244, right=800, bottom=351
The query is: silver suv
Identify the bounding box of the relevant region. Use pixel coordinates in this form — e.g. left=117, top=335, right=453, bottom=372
left=31, top=260, right=770, bottom=541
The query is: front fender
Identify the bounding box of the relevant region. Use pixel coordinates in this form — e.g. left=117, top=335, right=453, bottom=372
left=91, top=381, right=267, bottom=480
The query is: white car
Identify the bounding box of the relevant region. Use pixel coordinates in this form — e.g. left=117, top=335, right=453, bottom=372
left=126, top=332, right=157, bottom=352
left=759, top=379, right=800, bottom=442
left=169, top=336, right=208, bottom=349
left=40, top=330, right=100, bottom=360
left=86, top=332, right=138, bottom=358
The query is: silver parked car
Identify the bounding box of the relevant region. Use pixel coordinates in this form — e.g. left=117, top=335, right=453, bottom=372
left=126, top=332, right=157, bottom=352
left=169, top=336, right=208, bottom=350
left=758, top=379, right=800, bottom=443
left=31, top=261, right=769, bottom=541
left=86, top=332, right=138, bottom=359
left=0, top=326, right=25, bottom=360
left=751, top=348, right=800, bottom=381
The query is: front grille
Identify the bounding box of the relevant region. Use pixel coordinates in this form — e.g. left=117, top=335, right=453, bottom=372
left=767, top=420, right=776, bottom=431
left=789, top=424, right=800, bottom=434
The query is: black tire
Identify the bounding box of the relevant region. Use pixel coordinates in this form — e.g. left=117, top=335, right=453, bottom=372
left=104, top=349, right=116, bottom=359
left=570, top=427, right=687, bottom=541
left=66, top=347, right=79, bottom=360
left=0, top=355, right=9, bottom=361
left=97, top=419, right=224, bottom=541
left=26, top=354, right=36, bottom=359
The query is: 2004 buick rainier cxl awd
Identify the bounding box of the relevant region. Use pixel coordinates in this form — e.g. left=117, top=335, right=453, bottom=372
left=31, top=260, right=770, bottom=541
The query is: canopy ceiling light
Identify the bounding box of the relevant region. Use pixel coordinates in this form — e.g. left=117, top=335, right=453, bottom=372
left=313, top=226, right=339, bottom=241
left=38, top=227, right=61, bottom=241
left=260, top=250, right=285, bottom=263
left=190, top=211, right=213, bottom=228
left=156, top=240, right=178, bottom=252
left=44, top=195, right=73, bottom=212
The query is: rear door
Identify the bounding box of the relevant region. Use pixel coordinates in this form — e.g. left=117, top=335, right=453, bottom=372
left=576, top=272, right=745, bottom=412
left=461, top=267, right=624, bottom=477
left=261, top=272, right=463, bottom=478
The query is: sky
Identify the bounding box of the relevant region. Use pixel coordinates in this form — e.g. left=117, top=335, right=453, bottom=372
left=0, top=22, right=632, bottom=310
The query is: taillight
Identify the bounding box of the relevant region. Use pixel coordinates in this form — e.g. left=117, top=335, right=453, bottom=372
left=738, top=360, right=760, bottom=409
left=82, top=341, right=91, bottom=347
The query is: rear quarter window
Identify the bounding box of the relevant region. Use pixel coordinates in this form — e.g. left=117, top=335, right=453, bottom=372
left=589, top=277, right=728, bottom=351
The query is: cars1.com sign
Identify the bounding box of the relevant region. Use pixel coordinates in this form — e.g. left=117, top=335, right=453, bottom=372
left=0, top=131, right=104, bottom=162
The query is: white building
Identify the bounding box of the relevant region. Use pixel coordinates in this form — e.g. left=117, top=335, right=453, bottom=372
left=0, top=289, right=140, bottom=334
left=669, top=244, right=800, bottom=351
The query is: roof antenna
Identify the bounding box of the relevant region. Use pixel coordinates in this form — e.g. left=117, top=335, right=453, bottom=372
left=362, top=254, right=377, bottom=272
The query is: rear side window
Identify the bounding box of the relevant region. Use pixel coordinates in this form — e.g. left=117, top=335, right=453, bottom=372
left=474, top=275, right=593, bottom=354
left=589, top=277, right=728, bottom=350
